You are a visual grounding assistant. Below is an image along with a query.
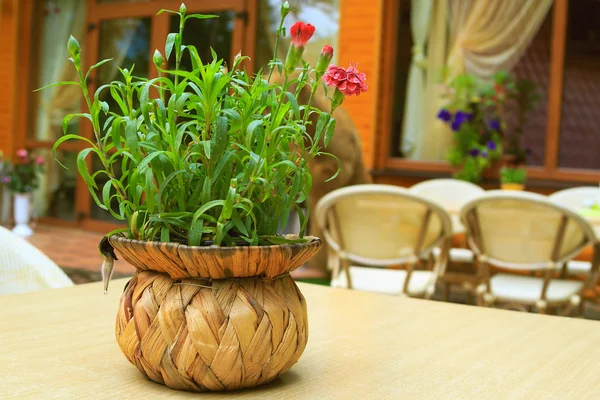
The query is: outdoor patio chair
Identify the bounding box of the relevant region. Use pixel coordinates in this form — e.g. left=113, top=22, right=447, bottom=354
left=0, top=226, right=73, bottom=295
left=410, top=179, right=485, bottom=300
left=315, top=184, right=453, bottom=298
left=549, top=187, right=600, bottom=276
left=461, top=190, right=598, bottom=315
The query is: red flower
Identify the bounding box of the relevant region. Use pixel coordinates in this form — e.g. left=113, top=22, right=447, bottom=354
left=35, top=156, right=44, bottom=165
left=290, top=22, right=316, bottom=47
left=323, top=63, right=368, bottom=96
left=321, top=44, right=333, bottom=57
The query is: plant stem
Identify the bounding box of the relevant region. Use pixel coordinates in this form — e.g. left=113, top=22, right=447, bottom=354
left=267, top=17, right=285, bottom=82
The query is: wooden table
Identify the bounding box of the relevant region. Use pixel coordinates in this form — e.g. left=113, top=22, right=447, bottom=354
left=3, top=279, right=600, bottom=399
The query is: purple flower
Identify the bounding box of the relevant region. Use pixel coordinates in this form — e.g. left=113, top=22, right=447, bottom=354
left=488, top=119, right=501, bottom=131
left=437, top=109, right=452, bottom=122
left=468, top=148, right=480, bottom=157
left=486, top=140, right=497, bottom=151
left=1, top=176, right=11, bottom=184
left=455, top=111, right=473, bottom=122
left=481, top=150, right=488, bottom=158
left=451, top=119, right=463, bottom=132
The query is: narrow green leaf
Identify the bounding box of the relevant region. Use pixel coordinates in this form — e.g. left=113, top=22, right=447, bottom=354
left=314, top=112, right=330, bottom=145
left=285, top=92, right=300, bottom=119
left=34, top=81, right=79, bottom=92
left=324, top=118, right=336, bottom=147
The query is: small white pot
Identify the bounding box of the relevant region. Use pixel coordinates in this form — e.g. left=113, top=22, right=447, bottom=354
left=12, top=193, right=33, bottom=237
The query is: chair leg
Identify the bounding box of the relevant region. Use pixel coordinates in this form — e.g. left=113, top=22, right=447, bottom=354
left=443, top=281, right=450, bottom=302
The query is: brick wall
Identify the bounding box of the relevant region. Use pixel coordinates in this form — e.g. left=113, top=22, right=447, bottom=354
left=0, top=0, right=16, bottom=157
left=337, top=0, right=382, bottom=169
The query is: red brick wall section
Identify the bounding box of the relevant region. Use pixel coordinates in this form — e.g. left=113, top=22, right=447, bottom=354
left=337, top=0, right=382, bottom=169
left=0, top=0, right=16, bottom=157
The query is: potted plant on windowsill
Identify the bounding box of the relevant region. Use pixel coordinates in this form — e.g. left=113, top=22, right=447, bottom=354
left=500, top=167, right=526, bottom=191
left=1, top=149, right=45, bottom=237
left=41, top=2, right=366, bottom=392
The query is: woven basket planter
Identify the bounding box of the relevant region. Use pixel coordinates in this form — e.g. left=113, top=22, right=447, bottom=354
left=111, top=235, right=321, bottom=392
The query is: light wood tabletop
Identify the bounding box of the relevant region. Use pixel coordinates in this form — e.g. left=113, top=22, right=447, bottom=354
left=2, top=278, right=600, bottom=399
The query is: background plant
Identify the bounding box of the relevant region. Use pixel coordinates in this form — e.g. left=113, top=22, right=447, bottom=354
left=438, top=71, right=538, bottom=182
left=40, top=3, right=353, bottom=247
left=499, top=167, right=527, bottom=184
left=0, top=149, right=45, bottom=194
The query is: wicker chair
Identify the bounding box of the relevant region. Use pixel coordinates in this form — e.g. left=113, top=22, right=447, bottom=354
left=315, top=184, right=453, bottom=298
left=410, top=179, right=485, bottom=300
left=461, top=190, right=598, bottom=315
left=0, top=226, right=73, bottom=295
left=549, top=187, right=600, bottom=276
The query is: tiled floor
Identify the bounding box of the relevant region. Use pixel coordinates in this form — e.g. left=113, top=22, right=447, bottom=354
left=26, top=224, right=136, bottom=283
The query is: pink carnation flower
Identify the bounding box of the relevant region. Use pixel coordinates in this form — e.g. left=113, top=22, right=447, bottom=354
left=35, top=156, right=44, bottom=165
left=323, top=63, right=368, bottom=96
left=16, top=149, right=28, bottom=159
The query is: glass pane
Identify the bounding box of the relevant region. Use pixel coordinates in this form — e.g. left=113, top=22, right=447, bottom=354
left=507, top=8, right=553, bottom=166
left=33, top=149, right=77, bottom=221
left=168, top=12, right=234, bottom=69
left=31, top=0, right=86, bottom=141
left=91, top=17, right=151, bottom=221
left=558, top=0, right=600, bottom=169
left=255, top=0, right=340, bottom=71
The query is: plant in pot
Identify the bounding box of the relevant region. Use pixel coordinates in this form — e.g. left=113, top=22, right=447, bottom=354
left=41, top=2, right=366, bottom=392
left=438, top=73, right=505, bottom=182
left=1, top=149, right=45, bottom=237
left=499, top=167, right=527, bottom=191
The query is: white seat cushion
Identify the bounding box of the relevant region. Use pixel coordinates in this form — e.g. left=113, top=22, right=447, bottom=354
left=432, top=247, right=474, bottom=263
left=331, top=266, right=434, bottom=297
left=566, top=260, right=591, bottom=275
left=490, top=273, right=583, bottom=304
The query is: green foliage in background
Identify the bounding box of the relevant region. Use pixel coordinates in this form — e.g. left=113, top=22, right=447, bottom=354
left=499, top=167, right=527, bottom=184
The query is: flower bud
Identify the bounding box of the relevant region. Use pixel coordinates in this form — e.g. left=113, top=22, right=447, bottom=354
left=315, top=45, right=334, bottom=80
left=290, top=22, right=315, bottom=47
left=67, top=35, right=80, bottom=57
left=179, top=2, right=187, bottom=14
left=153, top=49, right=164, bottom=69
left=280, top=1, right=291, bottom=18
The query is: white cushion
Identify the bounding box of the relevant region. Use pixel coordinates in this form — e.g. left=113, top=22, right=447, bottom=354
left=432, top=247, right=474, bottom=263
left=331, top=265, right=434, bottom=297
left=566, top=260, right=591, bottom=275
left=490, top=273, right=583, bottom=304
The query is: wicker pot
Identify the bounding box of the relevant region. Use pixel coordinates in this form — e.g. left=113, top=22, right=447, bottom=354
left=500, top=183, right=525, bottom=191
left=110, top=235, right=321, bottom=392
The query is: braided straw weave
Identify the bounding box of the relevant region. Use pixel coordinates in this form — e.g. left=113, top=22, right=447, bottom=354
left=109, top=235, right=322, bottom=280
left=113, top=238, right=321, bottom=392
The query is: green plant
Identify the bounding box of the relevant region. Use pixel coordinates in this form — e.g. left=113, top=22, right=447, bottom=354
left=0, top=149, right=45, bottom=194
left=499, top=167, right=527, bottom=184
left=438, top=73, right=505, bottom=182
left=39, top=3, right=366, bottom=246
left=439, top=71, right=539, bottom=182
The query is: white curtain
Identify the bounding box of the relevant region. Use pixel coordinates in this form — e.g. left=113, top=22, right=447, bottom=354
left=400, top=0, right=433, bottom=159
left=447, top=0, right=553, bottom=78
left=34, top=0, right=85, bottom=216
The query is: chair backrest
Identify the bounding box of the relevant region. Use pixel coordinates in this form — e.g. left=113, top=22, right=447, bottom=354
left=460, top=190, right=596, bottom=270
left=410, top=179, right=485, bottom=212
left=0, top=226, right=73, bottom=295
left=549, top=186, right=600, bottom=210
left=315, top=184, right=453, bottom=266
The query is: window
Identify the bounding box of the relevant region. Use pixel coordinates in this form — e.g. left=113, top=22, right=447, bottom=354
left=379, top=0, right=600, bottom=184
